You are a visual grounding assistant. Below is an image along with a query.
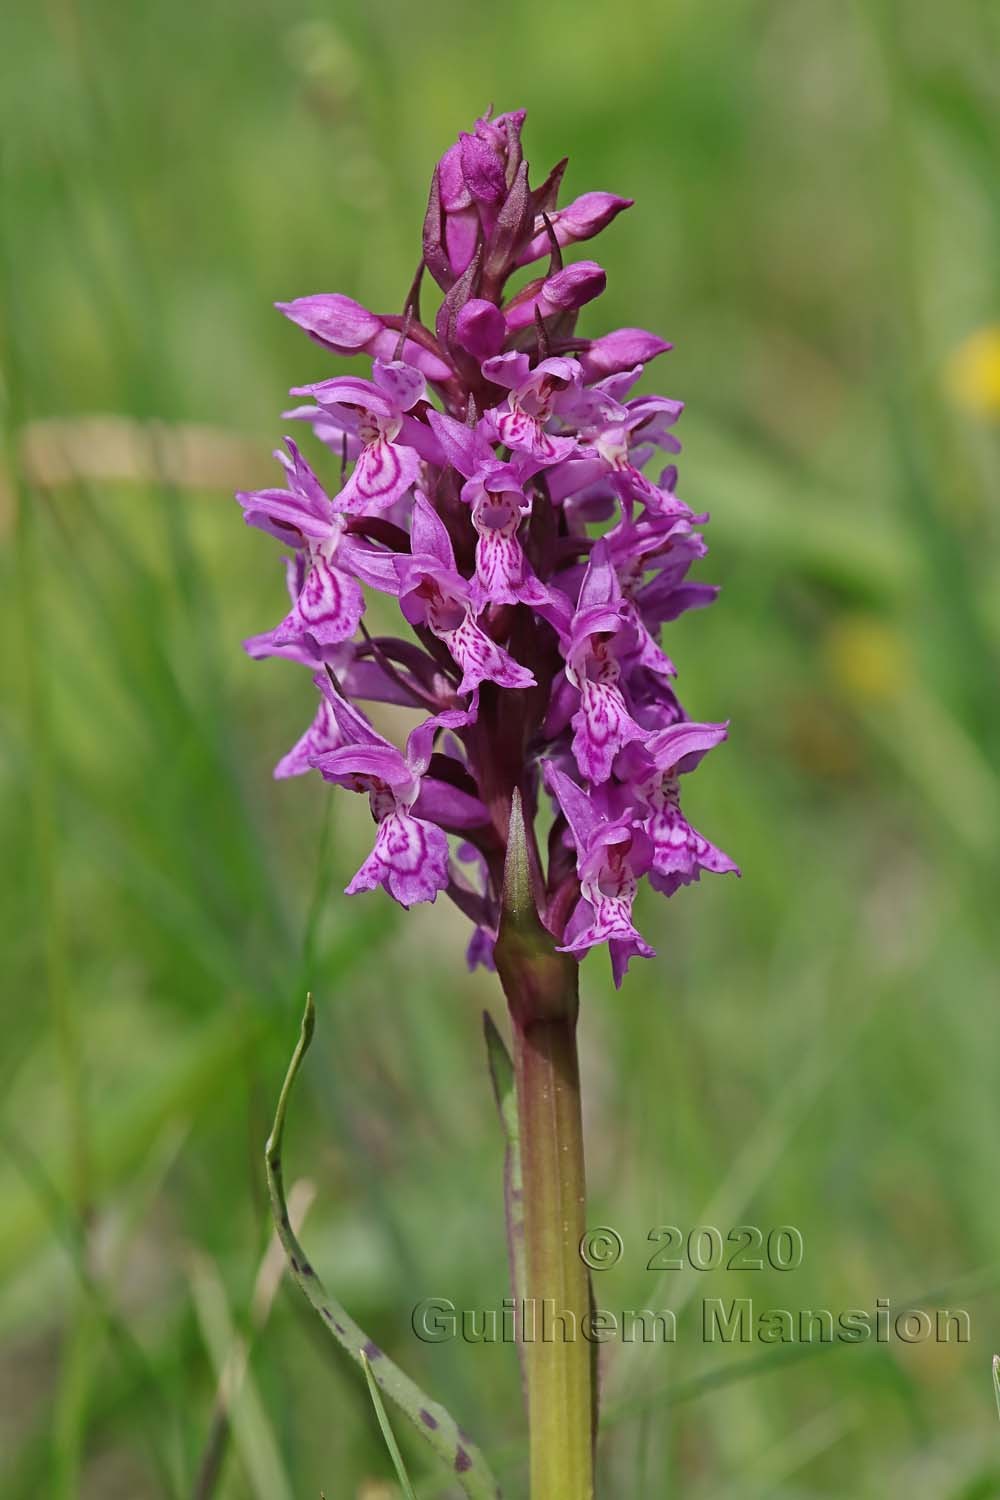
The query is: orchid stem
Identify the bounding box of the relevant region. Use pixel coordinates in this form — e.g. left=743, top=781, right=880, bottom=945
left=513, top=1005, right=593, bottom=1499
left=496, top=791, right=595, bottom=1500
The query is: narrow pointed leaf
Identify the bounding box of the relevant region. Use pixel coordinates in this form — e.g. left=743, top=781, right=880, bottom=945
left=498, top=789, right=539, bottom=937
left=483, top=160, right=530, bottom=290
left=483, top=1013, right=526, bottom=1400
left=422, top=166, right=454, bottom=292
left=495, top=792, right=577, bottom=1024
left=264, top=996, right=501, bottom=1500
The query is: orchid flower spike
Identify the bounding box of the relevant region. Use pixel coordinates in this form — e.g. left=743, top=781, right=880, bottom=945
left=238, top=107, right=737, bottom=984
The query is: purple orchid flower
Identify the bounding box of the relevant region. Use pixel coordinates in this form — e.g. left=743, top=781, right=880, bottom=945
left=605, top=512, right=718, bottom=679
left=558, top=377, right=690, bottom=517
left=237, top=440, right=364, bottom=649
left=234, top=114, right=748, bottom=1500
left=238, top=106, right=735, bottom=980
left=291, top=360, right=431, bottom=514
left=544, top=763, right=655, bottom=988
left=310, top=681, right=480, bottom=907
left=454, top=299, right=507, bottom=362
left=274, top=691, right=346, bottom=781
left=243, top=624, right=427, bottom=780
left=616, top=722, right=740, bottom=897
left=560, top=539, right=645, bottom=783
left=481, top=352, right=581, bottom=464
left=395, top=494, right=536, bottom=694
left=427, top=409, right=558, bottom=611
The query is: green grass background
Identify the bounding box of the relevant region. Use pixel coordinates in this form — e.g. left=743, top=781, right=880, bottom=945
left=3, top=0, right=1000, bottom=1495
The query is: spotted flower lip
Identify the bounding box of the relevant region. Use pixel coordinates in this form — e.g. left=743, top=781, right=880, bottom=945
left=238, top=441, right=364, bottom=649
left=395, top=496, right=537, bottom=694
left=289, top=360, right=434, bottom=514
left=239, top=106, right=736, bottom=977
left=543, top=762, right=655, bottom=989
left=426, top=409, right=554, bottom=610
left=481, top=352, right=582, bottom=463
left=309, top=683, right=480, bottom=907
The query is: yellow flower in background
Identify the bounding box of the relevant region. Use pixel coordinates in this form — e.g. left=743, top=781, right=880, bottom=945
left=946, top=325, right=1000, bottom=418
left=825, top=615, right=908, bottom=706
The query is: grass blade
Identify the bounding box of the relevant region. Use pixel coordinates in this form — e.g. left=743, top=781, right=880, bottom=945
left=192, top=1178, right=316, bottom=1500
left=361, top=1349, right=418, bottom=1500
left=188, top=1252, right=294, bottom=1500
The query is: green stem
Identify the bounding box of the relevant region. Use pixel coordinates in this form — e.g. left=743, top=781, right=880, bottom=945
left=495, top=792, right=594, bottom=1500
left=513, top=1006, right=593, bottom=1500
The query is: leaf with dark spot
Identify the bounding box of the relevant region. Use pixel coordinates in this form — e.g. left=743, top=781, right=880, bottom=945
left=264, top=997, right=501, bottom=1500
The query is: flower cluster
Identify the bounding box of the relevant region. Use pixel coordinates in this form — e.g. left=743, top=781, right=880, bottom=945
left=239, top=108, right=737, bottom=986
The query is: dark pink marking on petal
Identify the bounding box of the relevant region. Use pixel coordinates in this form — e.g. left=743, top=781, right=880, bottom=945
left=357, top=437, right=401, bottom=501
left=286, top=556, right=363, bottom=646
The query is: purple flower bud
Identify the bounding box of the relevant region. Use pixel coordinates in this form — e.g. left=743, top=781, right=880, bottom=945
left=460, top=131, right=507, bottom=211
left=540, top=261, right=607, bottom=314
left=516, top=193, right=633, bottom=267
left=276, top=293, right=380, bottom=353
left=578, top=327, right=672, bottom=382
left=473, top=108, right=527, bottom=162
left=434, top=147, right=480, bottom=282
left=425, top=108, right=529, bottom=286
left=503, top=262, right=607, bottom=332
left=277, top=294, right=452, bottom=382
left=455, top=299, right=506, bottom=361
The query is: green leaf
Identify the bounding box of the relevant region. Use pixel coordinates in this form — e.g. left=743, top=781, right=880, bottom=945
left=264, top=996, right=501, bottom=1500
left=482, top=1014, right=525, bottom=1398
left=495, top=790, right=577, bottom=1025
left=498, top=789, right=539, bottom=939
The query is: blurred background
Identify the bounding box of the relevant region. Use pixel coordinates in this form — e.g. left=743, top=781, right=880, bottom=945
left=3, top=0, right=1000, bottom=1495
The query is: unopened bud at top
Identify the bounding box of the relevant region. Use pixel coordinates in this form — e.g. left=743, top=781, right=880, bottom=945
left=425, top=108, right=528, bottom=288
